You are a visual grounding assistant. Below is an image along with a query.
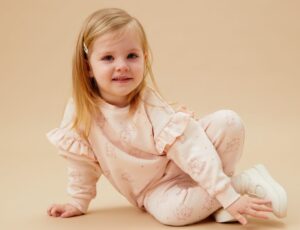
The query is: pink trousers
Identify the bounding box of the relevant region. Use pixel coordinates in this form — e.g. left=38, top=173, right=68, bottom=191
left=143, top=110, right=245, bottom=226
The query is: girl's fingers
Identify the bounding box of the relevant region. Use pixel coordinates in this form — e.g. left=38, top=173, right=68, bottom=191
left=47, top=204, right=55, bottom=216
left=234, top=213, right=248, bottom=225
left=251, top=204, right=273, bottom=212
left=246, top=209, right=269, bottom=219
left=51, top=205, right=64, bottom=217
left=48, top=204, right=58, bottom=215
left=50, top=207, right=58, bottom=216
left=47, top=204, right=82, bottom=218
left=252, top=197, right=272, bottom=205
left=61, top=211, right=73, bottom=218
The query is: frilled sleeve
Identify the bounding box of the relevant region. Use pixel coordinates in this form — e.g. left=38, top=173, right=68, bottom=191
left=142, top=87, right=192, bottom=154
left=46, top=98, right=101, bottom=213
left=154, top=111, right=191, bottom=154
left=46, top=98, right=96, bottom=161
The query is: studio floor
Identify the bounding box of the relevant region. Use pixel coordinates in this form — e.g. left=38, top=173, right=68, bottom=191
left=2, top=120, right=299, bottom=230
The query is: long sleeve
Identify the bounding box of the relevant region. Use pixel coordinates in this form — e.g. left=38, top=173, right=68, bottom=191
left=160, top=117, right=240, bottom=208
left=46, top=98, right=102, bottom=213
left=61, top=151, right=101, bottom=213
left=143, top=88, right=240, bottom=208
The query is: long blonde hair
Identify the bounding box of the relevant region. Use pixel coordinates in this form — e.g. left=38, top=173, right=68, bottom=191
left=71, top=8, right=159, bottom=140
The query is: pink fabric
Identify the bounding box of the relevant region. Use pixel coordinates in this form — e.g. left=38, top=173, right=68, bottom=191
left=144, top=109, right=245, bottom=226
left=46, top=87, right=244, bottom=221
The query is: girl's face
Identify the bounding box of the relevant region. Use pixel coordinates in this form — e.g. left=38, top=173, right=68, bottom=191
left=88, top=29, right=145, bottom=107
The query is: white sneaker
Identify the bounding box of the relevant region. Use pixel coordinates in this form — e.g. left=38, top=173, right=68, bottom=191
left=231, top=164, right=287, bottom=218
left=214, top=208, right=237, bottom=223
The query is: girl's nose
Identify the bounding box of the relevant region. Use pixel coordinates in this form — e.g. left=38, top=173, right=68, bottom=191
left=116, top=59, right=129, bottom=72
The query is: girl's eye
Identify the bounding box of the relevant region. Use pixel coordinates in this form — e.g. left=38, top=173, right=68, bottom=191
left=127, top=53, right=138, bottom=59
left=102, top=55, right=114, bottom=61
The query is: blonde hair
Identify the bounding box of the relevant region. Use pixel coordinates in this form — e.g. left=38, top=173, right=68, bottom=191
left=71, top=8, right=160, bottom=140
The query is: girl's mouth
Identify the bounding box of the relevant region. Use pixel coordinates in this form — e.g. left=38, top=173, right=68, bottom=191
left=112, top=76, right=133, bottom=82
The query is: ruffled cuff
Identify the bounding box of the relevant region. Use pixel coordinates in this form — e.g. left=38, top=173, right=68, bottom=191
left=68, top=197, right=91, bottom=214
left=46, top=127, right=96, bottom=161
left=216, top=184, right=241, bottom=209
left=155, top=112, right=191, bottom=154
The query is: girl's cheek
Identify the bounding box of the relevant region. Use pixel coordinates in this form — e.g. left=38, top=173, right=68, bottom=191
left=132, top=62, right=144, bottom=71
left=95, top=65, right=110, bottom=74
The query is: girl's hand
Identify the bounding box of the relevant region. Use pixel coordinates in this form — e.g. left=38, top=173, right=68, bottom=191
left=47, top=203, right=83, bottom=218
left=226, top=194, right=273, bottom=225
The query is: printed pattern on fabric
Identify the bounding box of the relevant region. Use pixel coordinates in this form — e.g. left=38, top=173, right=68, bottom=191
left=46, top=87, right=244, bottom=223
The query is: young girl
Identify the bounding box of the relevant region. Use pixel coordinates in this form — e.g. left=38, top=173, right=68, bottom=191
left=46, top=8, right=287, bottom=226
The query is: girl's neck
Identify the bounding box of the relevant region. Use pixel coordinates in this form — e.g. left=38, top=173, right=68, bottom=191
left=100, top=98, right=130, bottom=112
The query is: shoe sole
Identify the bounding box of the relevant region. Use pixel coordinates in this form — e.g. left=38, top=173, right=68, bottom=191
left=251, top=164, right=287, bottom=218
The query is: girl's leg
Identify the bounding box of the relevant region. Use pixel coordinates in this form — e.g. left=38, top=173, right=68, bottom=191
left=199, top=110, right=287, bottom=219
left=198, top=109, right=245, bottom=177
left=144, top=172, right=221, bottom=226
left=144, top=109, right=245, bottom=226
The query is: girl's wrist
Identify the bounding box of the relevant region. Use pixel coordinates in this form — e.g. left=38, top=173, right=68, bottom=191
left=68, top=198, right=90, bottom=213
left=216, top=185, right=241, bottom=209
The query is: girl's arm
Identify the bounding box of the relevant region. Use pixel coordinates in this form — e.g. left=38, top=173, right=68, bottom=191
left=48, top=151, right=101, bottom=217
left=146, top=89, right=239, bottom=207
left=161, top=117, right=240, bottom=208
left=46, top=98, right=101, bottom=217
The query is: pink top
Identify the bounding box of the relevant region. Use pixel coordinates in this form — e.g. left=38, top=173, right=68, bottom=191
left=46, top=87, right=240, bottom=213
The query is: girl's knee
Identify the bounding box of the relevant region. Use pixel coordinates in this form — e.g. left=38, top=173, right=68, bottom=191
left=152, top=206, right=198, bottom=226
left=150, top=201, right=212, bottom=226
left=214, top=109, right=245, bottom=134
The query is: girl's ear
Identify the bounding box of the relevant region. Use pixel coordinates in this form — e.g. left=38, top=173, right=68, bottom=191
left=88, top=68, right=93, bottom=78
left=84, top=59, right=94, bottom=77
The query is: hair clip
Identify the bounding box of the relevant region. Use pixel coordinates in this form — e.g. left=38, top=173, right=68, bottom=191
left=83, top=42, right=88, bottom=54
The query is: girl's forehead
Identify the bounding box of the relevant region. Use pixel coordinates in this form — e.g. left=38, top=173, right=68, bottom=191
left=92, top=28, right=142, bottom=52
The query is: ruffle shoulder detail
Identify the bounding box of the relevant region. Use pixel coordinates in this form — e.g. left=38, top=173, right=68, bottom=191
left=46, top=98, right=96, bottom=161
left=154, top=111, right=191, bottom=154
left=142, top=87, right=192, bottom=154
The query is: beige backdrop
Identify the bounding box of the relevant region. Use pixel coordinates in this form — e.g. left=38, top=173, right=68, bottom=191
left=1, top=0, right=299, bottom=229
